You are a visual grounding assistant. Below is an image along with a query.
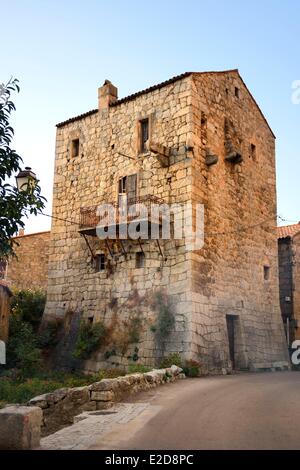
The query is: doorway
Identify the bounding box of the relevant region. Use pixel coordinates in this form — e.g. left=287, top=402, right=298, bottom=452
left=226, top=314, right=238, bottom=369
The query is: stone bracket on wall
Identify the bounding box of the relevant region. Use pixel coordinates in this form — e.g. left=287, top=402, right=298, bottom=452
left=149, top=142, right=171, bottom=167
left=205, top=148, right=219, bottom=166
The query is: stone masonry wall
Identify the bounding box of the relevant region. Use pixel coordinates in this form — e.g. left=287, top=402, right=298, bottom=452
left=278, top=238, right=293, bottom=341
left=44, top=77, right=194, bottom=370
left=292, top=234, right=300, bottom=340
left=189, top=71, right=288, bottom=371
left=44, top=71, right=289, bottom=373
left=6, top=231, right=50, bottom=291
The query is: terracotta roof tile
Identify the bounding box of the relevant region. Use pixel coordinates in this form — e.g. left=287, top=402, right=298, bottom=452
left=277, top=223, right=300, bottom=239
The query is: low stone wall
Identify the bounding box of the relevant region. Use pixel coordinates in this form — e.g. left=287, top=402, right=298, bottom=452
left=28, top=365, right=185, bottom=436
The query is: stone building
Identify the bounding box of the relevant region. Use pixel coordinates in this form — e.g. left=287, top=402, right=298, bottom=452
left=278, top=223, right=300, bottom=345
left=3, top=231, right=50, bottom=291
left=43, top=70, right=289, bottom=373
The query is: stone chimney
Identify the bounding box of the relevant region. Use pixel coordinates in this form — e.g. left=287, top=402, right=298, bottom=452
left=98, top=80, right=118, bottom=110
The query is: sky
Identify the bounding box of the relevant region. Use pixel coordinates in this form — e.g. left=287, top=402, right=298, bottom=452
left=2, top=0, right=300, bottom=233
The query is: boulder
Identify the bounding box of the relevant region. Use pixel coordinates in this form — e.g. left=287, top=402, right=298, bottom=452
left=0, top=405, right=42, bottom=450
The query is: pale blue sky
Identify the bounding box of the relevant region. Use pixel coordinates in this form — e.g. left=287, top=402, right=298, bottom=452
left=2, top=0, right=300, bottom=233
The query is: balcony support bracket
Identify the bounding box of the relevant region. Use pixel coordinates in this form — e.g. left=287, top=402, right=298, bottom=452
left=156, top=239, right=163, bottom=258
left=105, top=239, right=114, bottom=259
left=81, top=233, right=96, bottom=260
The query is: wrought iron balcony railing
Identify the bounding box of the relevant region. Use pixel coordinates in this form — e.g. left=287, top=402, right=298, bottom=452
left=79, top=195, right=167, bottom=231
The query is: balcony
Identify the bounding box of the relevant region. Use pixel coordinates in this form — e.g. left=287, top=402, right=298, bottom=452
left=79, top=195, right=167, bottom=238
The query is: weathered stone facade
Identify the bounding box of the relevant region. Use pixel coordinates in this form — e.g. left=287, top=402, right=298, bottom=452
left=278, top=223, right=300, bottom=343
left=5, top=231, right=50, bottom=291
left=43, top=70, right=289, bottom=373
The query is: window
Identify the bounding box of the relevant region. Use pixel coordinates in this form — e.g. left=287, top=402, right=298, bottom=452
left=140, top=118, right=149, bottom=153
left=71, top=138, right=79, bottom=158
left=136, top=252, right=145, bottom=268
left=118, top=176, right=127, bottom=194
left=0, top=261, right=6, bottom=280
left=96, top=254, right=106, bottom=271
left=264, top=266, right=270, bottom=281
left=200, top=112, right=207, bottom=142
left=250, top=143, right=257, bottom=161
left=235, top=87, right=240, bottom=98
left=118, top=174, right=137, bottom=204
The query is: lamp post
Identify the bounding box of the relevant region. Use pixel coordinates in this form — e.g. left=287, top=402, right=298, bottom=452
left=15, top=167, right=37, bottom=192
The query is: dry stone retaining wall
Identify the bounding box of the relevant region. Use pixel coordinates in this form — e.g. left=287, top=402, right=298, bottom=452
left=27, top=365, right=184, bottom=436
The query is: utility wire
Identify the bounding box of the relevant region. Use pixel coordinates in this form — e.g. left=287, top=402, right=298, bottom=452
left=37, top=210, right=292, bottom=238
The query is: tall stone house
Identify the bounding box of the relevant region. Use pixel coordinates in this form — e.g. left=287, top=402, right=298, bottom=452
left=278, top=223, right=300, bottom=345
left=43, top=70, right=289, bottom=373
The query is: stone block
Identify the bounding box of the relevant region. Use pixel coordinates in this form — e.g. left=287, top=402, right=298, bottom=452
left=90, top=391, right=115, bottom=402
left=0, top=405, right=42, bottom=450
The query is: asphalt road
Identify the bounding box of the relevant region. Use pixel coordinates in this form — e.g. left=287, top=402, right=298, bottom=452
left=93, top=371, right=300, bottom=450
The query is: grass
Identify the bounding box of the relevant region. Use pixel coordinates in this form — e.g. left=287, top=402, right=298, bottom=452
left=0, top=369, right=125, bottom=408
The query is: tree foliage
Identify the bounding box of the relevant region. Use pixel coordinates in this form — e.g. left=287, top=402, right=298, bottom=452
left=0, top=78, right=45, bottom=259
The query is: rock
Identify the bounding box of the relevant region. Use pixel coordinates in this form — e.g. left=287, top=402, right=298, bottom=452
left=144, top=371, right=157, bottom=384
left=90, top=391, right=115, bottom=402
left=66, top=386, right=90, bottom=404
left=89, top=378, right=118, bottom=392
left=28, top=388, right=69, bottom=408
left=28, top=395, right=48, bottom=409
left=0, top=405, right=42, bottom=450
left=170, top=365, right=183, bottom=376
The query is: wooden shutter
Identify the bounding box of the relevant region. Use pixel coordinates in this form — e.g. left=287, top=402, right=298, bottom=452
left=126, top=174, right=137, bottom=202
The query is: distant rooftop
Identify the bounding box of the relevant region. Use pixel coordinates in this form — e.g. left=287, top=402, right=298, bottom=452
left=277, top=223, right=300, bottom=239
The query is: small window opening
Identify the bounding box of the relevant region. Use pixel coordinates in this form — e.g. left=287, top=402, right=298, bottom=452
left=88, top=316, right=94, bottom=324
left=0, top=260, right=7, bottom=280
left=200, top=112, right=207, bottom=142
left=264, top=265, right=270, bottom=281
left=235, top=87, right=240, bottom=98
left=136, top=252, right=145, bottom=268
left=96, top=254, right=106, bottom=271
left=250, top=143, right=256, bottom=161
left=71, top=138, right=80, bottom=158
left=118, top=176, right=127, bottom=194
left=140, top=118, right=149, bottom=153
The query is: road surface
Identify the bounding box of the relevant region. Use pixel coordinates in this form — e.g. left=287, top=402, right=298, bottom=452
left=91, top=371, right=300, bottom=450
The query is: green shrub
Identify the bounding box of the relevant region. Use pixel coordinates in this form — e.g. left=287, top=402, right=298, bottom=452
left=38, top=319, right=63, bottom=348
left=11, top=289, right=46, bottom=331
left=183, top=360, right=201, bottom=377
left=73, top=321, right=107, bottom=360
left=127, top=364, right=151, bottom=374
left=160, top=353, right=183, bottom=368
left=6, top=316, right=42, bottom=376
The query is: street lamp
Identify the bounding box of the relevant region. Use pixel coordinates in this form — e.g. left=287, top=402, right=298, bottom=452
left=15, top=167, right=37, bottom=192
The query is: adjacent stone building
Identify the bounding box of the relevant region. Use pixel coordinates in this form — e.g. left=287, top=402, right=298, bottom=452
left=278, top=223, right=300, bottom=344
left=3, top=231, right=50, bottom=291
left=43, top=70, right=289, bottom=373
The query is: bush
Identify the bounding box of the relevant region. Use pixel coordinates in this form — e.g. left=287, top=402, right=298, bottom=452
left=183, top=360, right=201, bottom=377
left=127, top=364, right=151, bottom=374
left=38, top=319, right=63, bottom=349
left=6, top=316, right=42, bottom=376
left=11, top=289, right=46, bottom=331
left=73, top=321, right=107, bottom=360
left=160, top=353, right=183, bottom=368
